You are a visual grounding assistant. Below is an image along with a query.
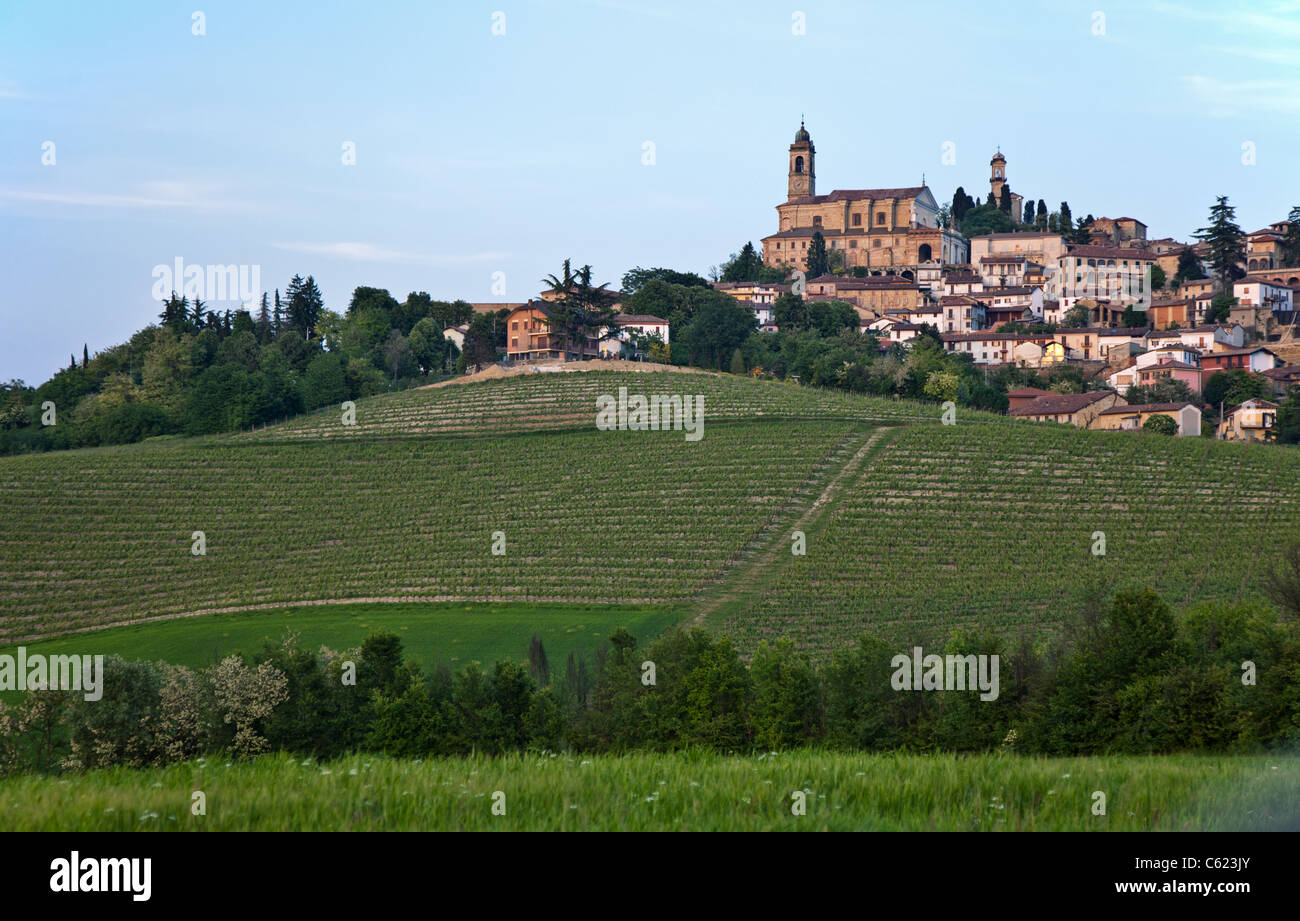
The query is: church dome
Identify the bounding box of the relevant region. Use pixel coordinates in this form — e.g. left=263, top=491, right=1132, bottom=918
left=794, top=121, right=810, bottom=143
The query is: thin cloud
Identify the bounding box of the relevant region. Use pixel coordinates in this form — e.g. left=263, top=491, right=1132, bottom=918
left=0, top=180, right=257, bottom=214
left=1181, top=75, right=1300, bottom=116
left=269, top=241, right=505, bottom=266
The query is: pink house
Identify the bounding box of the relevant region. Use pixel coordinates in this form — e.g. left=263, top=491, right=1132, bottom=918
left=1137, top=356, right=1203, bottom=396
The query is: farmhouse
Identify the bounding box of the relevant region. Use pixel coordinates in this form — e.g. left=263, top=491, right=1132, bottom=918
left=1007, top=390, right=1123, bottom=427
left=1093, top=402, right=1202, bottom=437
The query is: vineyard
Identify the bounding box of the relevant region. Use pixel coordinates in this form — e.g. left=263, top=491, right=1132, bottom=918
left=2, top=368, right=1297, bottom=659
left=0, top=416, right=859, bottom=642
left=717, top=423, right=1300, bottom=659
left=235, top=370, right=1005, bottom=441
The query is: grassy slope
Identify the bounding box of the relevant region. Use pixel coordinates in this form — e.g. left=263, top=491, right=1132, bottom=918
left=3, top=367, right=1297, bottom=664
left=714, top=422, right=1300, bottom=658
left=1, top=602, right=682, bottom=676
left=0, top=418, right=856, bottom=641
left=1, top=750, right=1294, bottom=831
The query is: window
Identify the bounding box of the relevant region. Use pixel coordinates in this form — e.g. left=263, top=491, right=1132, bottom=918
left=853, top=213, right=862, bottom=226
left=512, top=321, right=519, bottom=330
left=849, top=240, right=857, bottom=249
left=876, top=213, right=885, bottom=225
left=873, top=239, right=881, bottom=248
left=794, top=155, right=804, bottom=173
left=511, top=338, right=518, bottom=347
left=813, top=216, right=822, bottom=227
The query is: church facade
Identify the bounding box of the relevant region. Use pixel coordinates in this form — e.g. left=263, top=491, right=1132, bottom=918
left=761, top=123, right=969, bottom=282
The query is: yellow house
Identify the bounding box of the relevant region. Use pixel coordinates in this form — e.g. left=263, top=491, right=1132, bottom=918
left=1217, top=398, right=1278, bottom=443
left=1093, top=402, right=1202, bottom=437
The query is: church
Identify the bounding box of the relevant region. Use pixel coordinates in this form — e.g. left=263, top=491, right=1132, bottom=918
left=760, top=122, right=969, bottom=282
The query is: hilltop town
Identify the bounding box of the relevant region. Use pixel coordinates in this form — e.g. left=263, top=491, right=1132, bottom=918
left=5, top=121, right=1300, bottom=455
left=482, top=121, right=1300, bottom=445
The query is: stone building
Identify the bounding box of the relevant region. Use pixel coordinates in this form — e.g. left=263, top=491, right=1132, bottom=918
left=761, top=122, right=969, bottom=281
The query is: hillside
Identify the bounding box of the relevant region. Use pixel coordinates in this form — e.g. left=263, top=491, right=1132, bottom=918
left=2, top=368, right=1297, bottom=660
left=234, top=369, right=1006, bottom=440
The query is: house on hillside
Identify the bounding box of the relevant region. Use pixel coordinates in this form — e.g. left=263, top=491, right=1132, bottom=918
left=1135, top=345, right=1201, bottom=370
left=1136, top=358, right=1204, bottom=397
left=1201, top=346, right=1280, bottom=375
left=443, top=322, right=470, bottom=349
left=1093, top=402, right=1202, bottom=437
left=1218, top=398, right=1279, bottom=443
left=599, top=314, right=670, bottom=358
left=1007, top=390, right=1123, bottom=428
left=1262, top=364, right=1300, bottom=398
left=1005, top=387, right=1057, bottom=411
left=1146, top=324, right=1243, bottom=353
left=505, top=302, right=602, bottom=362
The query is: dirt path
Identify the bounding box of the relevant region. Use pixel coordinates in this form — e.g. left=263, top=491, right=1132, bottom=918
left=422, top=359, right=715, bottom=390
left=688, top=426, right=895, bottom=628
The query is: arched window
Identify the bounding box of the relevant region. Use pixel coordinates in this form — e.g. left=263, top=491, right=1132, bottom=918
left=794, top=156, right=804, bottom=174
left=918, top=243, right=933, bottom=262
left=812, top=215, right=822, bottom=227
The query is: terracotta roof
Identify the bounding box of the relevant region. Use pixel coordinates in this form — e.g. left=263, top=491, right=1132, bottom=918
left=785, top=187, right=926, bottom=205
left=1205, top=346, right=1278, bottom=357
left=1140, top=360, right=1201, bottom=372
left=1008, top=391, right=1116, bottom=416
left=1006, top=387, right=1057, bottom=399
left=1098, top=402, right=1195, bottom=415
left=1064, top=245, right=1158, bottom=260
left=942, top=332, right=1052, bottom=343
left=1262, top=365, right=1300, bottom=380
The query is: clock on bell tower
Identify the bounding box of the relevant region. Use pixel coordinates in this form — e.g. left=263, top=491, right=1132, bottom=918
left=788, top=120, right=815, bottom=201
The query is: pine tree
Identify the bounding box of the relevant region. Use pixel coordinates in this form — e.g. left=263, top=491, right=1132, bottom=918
left=1282, top=205, right=1300, bottom=266
left=70, top=353, right=76, bottom=370
left=256, top=292, right=271, bottom=341
left=82, top=344, right=89, bottom=367
left=1036, top=199, right=1048, bottom=230
left=998, top=184, right=1012, bottom=214
left=805, top=231, right=830, bottom=277
left=1174, top=247, right=1205, bottom=284
left=1059, top=202, right=1073, bottom=232
left=273, top=289, right=283, bottom=333
left=1023, top=199, right=1035, bottom=226
left=527, top=634, right=550, bottom=687
left=952, top=186, right=970, bottom=225
left=1194, top=196, right=1246, bottom=287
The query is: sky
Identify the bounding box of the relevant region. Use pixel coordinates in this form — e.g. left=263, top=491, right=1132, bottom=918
left=0, top=0, right=1296, bottom=384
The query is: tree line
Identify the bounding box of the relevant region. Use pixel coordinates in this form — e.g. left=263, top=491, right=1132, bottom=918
left=0, top=277, right=478, bottom=454
left=4, top=570, right=1300, bottom=773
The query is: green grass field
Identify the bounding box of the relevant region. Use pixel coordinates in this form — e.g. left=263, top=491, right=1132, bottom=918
left=0, top=602, right=682, bottom=676
left=1, top=750, right=1294, bottom=831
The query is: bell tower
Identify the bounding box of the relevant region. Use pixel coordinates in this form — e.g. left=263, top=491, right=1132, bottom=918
left=990, top=150, right=1007, bottom=204
left=788, top=120, right=815, bottom=201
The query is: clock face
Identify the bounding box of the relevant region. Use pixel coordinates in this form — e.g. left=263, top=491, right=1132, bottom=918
left=792, top=176, right=808, bottom=193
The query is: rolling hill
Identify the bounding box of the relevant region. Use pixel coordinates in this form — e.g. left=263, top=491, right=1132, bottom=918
left=2, top=368, right=1297, bottom=664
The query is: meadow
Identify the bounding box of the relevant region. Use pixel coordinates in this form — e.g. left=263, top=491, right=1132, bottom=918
left=0, top=601, right=682, bottom=676
left=0, top=750, right=1294, bottom=831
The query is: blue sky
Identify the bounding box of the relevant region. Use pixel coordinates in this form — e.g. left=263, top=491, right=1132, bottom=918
left=0, top=0, right=1295, bottom=383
